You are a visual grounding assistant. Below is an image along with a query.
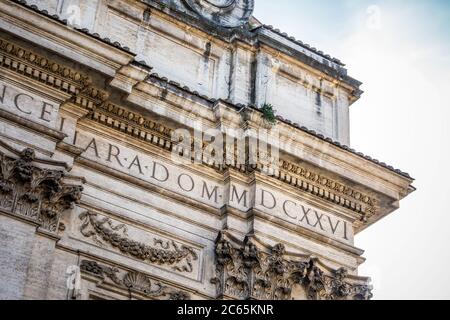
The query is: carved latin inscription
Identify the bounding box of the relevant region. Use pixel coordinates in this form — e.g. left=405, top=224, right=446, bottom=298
left=0, top=80, right=59, bottom=127
left=73, top=131, right=224, bottom=208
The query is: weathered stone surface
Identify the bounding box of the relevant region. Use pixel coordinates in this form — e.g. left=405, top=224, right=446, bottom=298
left=0, top=215, right=35, bottom=300
left=211, top=232, right=373, bottom=300
left=0, top=0, right=414, bottom=300
left=183, top=0, right=255, bottom=28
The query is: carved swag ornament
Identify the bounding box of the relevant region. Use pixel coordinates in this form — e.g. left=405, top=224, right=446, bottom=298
left=80, top=211, right=198, bottom=273
left=80, top=260, right=190, bottom=300
left=211, top=232, right=373, bottom=300
left=0, top=147, right=82, bottom=232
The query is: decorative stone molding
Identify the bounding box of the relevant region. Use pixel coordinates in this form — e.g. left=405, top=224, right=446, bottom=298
left=0, top=36, right=112, bottom=129
left=0, top=146, right=83, bottom=232
left=83, top=100, right=376, bottom=220
left=80, top=260, right=190, bottom=300
left=0, top=37, right=90, bottom=94
left=0, top=36, right=109, bottom=124
left=87, top=101, right=174, bottom=150
left=183, top=0, right=255, bottom=28
left=277, top=159, right=377, bottom=219
left=0, top=38, right=377, bottom=221
left=211, top=232, right=372, bottom=300
left=79, top=211, right=198, bottom=273
left=70, top=86, right=109, bottom=113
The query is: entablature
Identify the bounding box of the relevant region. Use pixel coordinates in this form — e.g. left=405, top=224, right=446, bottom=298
left=0, top=8, right=414, bottom=242
left=0, top=0, right=136, bottom=77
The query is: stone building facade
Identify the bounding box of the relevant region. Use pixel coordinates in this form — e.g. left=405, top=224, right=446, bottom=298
left=0, top=0, right=414, bottom=300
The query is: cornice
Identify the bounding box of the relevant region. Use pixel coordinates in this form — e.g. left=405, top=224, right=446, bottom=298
left=0, top=32, right=414, bottom=232
left=0, top=3, right=413, bottom=183
left=0, top=0, right=136, bottom=76
left=212, top=231, right=372, bottom=300
left=256, top=25, right=345, bottom=67
left=79, top=98, right=377, bottom=221
left=138, top=67, right=413, bottom=182
left=0, top=36, right=90, bottom=94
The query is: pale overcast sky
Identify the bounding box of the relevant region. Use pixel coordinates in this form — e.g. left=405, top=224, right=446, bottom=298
left=254, top=0, right=450, bottom=300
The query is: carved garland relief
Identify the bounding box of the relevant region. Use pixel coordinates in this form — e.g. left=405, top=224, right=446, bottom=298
left=79, top=211, right=199, bottom=273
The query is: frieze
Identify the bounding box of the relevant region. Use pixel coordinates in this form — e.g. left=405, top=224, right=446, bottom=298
left=80, top=260, right=190, bottom=300
left=211, top=232, right=372, bottom=300
left=71, top=131, right=355, bottom=243
left=73, top=101, right=377, bottom=220
left=0, top=38, right=377, bottom=222
left=79, top=211, right=199, bottom=273
left=278, top=159, right=377, bottom=219
left=256, top=187, right=352, bottom=242
left=0, top=80, right=61, bottom=128
left=71, top=131, right=226, bottom=209
left=0, top=145, right=83, bottom=232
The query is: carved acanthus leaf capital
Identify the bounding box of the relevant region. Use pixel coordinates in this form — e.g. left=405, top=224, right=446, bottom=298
left=212, top=232, right=373, bottom=301
left=0, top=144, right=83, bottom=232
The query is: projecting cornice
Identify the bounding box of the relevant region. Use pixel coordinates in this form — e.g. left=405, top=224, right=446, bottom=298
left=0, top=16, right=414, bottom=233
left=0, top=0, right=136, bottom=77
left=0, top=0, right=417, bottom=302
left=131, top=69, right=414, bottom=193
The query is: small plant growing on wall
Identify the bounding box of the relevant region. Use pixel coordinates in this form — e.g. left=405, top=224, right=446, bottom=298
left=260, top=103, right=277, bottom=125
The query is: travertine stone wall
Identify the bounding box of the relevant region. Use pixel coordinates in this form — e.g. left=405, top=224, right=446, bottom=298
left=0, top=0, right=414, bottom=300
left=0, top=216, right=36, bottom=300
